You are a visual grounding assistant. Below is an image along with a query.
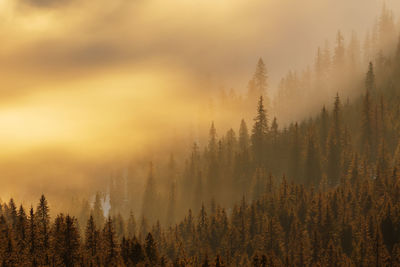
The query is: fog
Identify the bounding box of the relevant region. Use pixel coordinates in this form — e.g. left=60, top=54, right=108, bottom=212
left=0, top=0, right=399, bottom=210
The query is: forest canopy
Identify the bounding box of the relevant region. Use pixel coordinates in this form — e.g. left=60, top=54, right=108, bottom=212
left=1, top=1, right=400, bottom=266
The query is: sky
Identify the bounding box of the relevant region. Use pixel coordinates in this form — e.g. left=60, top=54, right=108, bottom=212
left=0, top=0, right=399, bottom=201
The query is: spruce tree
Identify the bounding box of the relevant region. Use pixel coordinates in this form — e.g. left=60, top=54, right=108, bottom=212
left=85, top=215, right=100, bottom=265
left=35, top=195, right=50, bottom=265
left=51, top=214, right=80, bottom=267
left=251, top=96, right=268, bottom=166
left=326, top=94, right=342, bottom=185
left=255, top=58, right=267, bottom=94
left=145, top=233, right=158, bottom=264
left=102, top=217, right=120, bottom=266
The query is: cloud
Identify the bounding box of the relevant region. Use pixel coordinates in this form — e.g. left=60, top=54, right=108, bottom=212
left=1, top=0, right=400, bottom=205
left=6, top=0, right=400, bottom=87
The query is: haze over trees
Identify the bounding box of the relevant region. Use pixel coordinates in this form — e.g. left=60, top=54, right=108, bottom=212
left=2, top=2, right=400, bottom=267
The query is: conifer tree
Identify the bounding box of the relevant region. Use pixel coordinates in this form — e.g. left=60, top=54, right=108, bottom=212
left=251, top=96, right=268, bottom=165
left=145, top=233, right=158, bottom=264
left=7, top=199, right=17, bottom=228
left=51, top=214, right=80, bottom=267
left=85, top=215, right=100, bottom=265
left=28, top=206, right=38, bottom=265
left=252, top=58, right=268, bottom=98
left=15, top=205, right=27, bottom=261
left=131, top=236, right=145, bottom=265
left=102, top=217, right=120, bottom=266
left=35, top=195, right=50, bottom=265
left=326, top=94, right=342, bottom=185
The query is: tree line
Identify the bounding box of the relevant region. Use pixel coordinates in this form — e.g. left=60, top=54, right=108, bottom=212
left=3, top=50, right=400, bottom=265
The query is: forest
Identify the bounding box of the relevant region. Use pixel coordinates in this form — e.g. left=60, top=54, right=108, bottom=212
left=2, top=1, right=400, bottom=267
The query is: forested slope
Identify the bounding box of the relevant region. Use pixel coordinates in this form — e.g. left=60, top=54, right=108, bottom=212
left=2, top=4, right=400, bottom=267
left=1, top=47, right=400, bottom=266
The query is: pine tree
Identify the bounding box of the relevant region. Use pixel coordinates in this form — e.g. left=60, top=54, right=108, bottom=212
left=252, top=58, right=268, bottom=98
left=102, top=217, right=120, bottom=266
left=251, top=96, right=268, bottom=165
left=85, top=215, right=100, bottom=265
left=35, top=195, right=50, bottom=265
left=51, top=214, right=80, bottom=267
left=28, top=206, right=38, bottom=266
left=131, top=236, right=145, bottom=265
left=15, top=205, right=28, bottom=262
left=145, top=233, right=158, bottom=264
left=7, top=199, right=17, bottom=228
left=326, top=94, right=342, bottom=185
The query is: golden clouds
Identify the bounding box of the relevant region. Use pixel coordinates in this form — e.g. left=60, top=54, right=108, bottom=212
left=0, top=0, right=400, bottom=202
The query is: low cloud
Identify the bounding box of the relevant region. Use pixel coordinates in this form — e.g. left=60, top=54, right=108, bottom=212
left=0, top=0, right=400, bottom=202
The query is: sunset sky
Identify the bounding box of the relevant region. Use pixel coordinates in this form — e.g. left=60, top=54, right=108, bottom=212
left=0, top=0, right=399, bottom=153
left=0, top=0, right=399, bottom=201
